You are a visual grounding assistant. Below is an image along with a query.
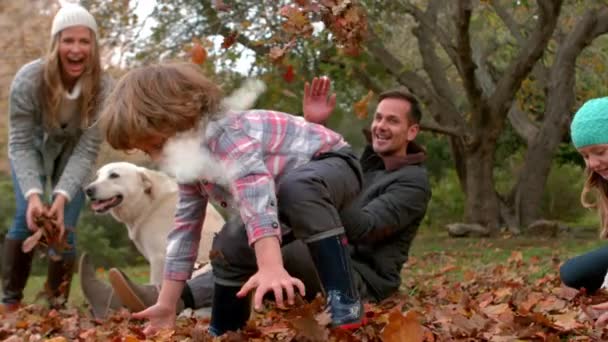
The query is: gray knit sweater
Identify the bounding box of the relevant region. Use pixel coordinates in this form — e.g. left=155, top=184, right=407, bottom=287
left=8, top=59, right=113, bottom=201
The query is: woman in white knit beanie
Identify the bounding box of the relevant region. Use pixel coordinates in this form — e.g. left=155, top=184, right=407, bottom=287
left=2, top=3, right=112, bottom=312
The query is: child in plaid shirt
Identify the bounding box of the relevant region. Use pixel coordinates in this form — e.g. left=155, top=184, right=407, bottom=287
left=99, top=63, right=366, bottom=336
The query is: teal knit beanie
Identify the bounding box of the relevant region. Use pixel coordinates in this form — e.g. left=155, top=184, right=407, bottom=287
left=570, top=97, right=608, bottom=149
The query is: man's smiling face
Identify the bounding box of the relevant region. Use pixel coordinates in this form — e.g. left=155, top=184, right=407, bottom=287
left=371, top=98, right=418, bottom=158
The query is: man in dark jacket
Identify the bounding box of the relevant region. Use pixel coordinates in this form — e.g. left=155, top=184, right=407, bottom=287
left=80, top=77, right=431, bottom=317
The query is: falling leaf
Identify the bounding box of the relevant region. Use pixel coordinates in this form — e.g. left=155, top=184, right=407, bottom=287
left=191, top=41, right=207, bottom=65
left=353, top=90, right=374, bottom=119
left=221, top=31, right=238, bottom=49
left=282, top=65, right=295, bottom=83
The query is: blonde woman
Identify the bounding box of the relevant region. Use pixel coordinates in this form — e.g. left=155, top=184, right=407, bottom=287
left=2, top=4, right=112, bottom=312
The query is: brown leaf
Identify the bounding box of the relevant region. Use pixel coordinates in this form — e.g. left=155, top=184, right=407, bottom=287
left=353, top=90, right=374, bottom=119
left=221, top=31, right=238, bottom=49
left=380, top=309, right=424, bottom=342
left=22, top=229, right=43, bottom=253
left=519, top=291, right=543, bottom=313
left=552, top=311, right=584, bottom=331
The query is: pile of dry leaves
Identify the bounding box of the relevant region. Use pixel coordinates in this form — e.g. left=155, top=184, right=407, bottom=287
left=2, top=250, right=608, bottom=341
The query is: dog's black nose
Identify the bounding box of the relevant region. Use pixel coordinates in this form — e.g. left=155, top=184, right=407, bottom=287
left=85, top=186, right=95, bottom=198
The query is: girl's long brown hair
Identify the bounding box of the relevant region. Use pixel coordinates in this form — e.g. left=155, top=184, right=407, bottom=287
left=581, top=169, right=608, bottom=239
left=39, top=28, right=101, bottom=129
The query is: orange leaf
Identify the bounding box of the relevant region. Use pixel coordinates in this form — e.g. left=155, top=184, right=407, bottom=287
left=123, top=336, right=140, bottom=342
left=353, top=90, right=374, bottom=119
left=508, top=251, right=523, bottom=264
left=191, top=41, right=207, bottom=65
left=380, top=309, right=424, bottom=342
left=14, top=320, right=29, bottom=329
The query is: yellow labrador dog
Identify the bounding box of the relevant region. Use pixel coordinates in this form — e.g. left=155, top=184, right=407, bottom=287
left=85, top=162, right=225, bottom=285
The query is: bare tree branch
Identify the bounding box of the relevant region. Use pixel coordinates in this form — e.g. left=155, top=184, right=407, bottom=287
left=544, top=6, right=608, bottom=131
left=507, top=107, right=539, bottom=144
left=454, top=0, right=484, bottom=116
left=412, top=3, right=459, bottom=114
left=420, top=121, right=463, bottom=137
left=488, top=0, right=563, bottom=119
left=365, top=28, right=465, bottom=134
left=472, top=43, right=540, bottom=144
left=492, top=0, right=525, bottom=44
left=402, top=0, right=459, bottom=66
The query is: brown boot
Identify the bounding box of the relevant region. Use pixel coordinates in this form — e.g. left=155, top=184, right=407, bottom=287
left=1, top=238, right=34, bottom=312
left=46, top=254, right=76, bottom=309
left=79, top=253, right=122, bottom=319
left=108, top=268, right=184, bottom=313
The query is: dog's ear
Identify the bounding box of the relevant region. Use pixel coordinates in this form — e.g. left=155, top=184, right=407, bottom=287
left=139, top=169, right=154, bottom=197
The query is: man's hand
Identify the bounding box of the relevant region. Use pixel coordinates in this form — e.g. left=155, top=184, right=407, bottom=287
left=48, top=194, right=68, bottom=241
left=132, top=303, right=177, bottom=336
left=238, top=236, right=305, bottom=311
left=26, top=194, right=46, bottom=232
left=303, top=76, right=336, bottom=125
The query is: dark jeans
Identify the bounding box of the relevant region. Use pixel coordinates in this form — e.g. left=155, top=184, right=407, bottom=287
left=210, top=149, right=364, bottom=293
left=560, top=245, right=608, bottom=293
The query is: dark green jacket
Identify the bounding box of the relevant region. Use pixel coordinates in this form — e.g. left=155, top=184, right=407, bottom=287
left=341, top=141, right=431, bottom=302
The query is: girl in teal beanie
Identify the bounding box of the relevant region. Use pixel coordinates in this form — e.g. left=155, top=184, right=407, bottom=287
left=559, top=97, right=608, bottom=328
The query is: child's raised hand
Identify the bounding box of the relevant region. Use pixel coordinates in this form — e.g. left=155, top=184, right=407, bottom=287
left=132, top=303, right=176, bottom=336
left=303, top=76, right=336, bottom=125
left=237, top=265, right=305, bottom=311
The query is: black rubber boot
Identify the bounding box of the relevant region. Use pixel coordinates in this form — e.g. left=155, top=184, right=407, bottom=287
left=306, top=233, right=365, bottom=330
left=46, top=254, right=76, bottom=309
left=208, top=283, right=251, bottom=336
left=1, top=238, right=34, bottom=311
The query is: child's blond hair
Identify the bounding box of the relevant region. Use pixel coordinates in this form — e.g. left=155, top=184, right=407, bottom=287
left=581, top=169, right=608, bottom=239
left=100, top=62, right=223, bottom=151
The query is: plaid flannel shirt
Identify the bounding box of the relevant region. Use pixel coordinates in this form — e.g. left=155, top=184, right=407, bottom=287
left=164, top=110, right=349, bottom=280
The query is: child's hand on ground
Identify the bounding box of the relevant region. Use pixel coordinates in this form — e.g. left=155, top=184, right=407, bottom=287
left=592, top=301, right=608, bottom=328
left=132, top=303, right=176, bottom=336
left=238, top=266, right=305, bottom=311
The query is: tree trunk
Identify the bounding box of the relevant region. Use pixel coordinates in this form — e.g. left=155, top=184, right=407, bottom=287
left=513, top=139, right=556, bottom=227
left=464, top=139, right=500, bottom=232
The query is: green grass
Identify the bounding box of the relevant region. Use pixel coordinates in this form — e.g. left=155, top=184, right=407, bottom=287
left=405, top=228, right=605, bottom=283
left=16, top=228, right=607, bottom=309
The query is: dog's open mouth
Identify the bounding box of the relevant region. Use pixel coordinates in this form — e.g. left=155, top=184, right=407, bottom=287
left=91, top=195, right=124, bottom=213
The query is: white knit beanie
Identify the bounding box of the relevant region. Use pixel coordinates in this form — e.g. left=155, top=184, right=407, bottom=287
left=50, top=4, right=98, bottom=38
